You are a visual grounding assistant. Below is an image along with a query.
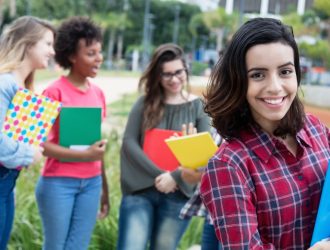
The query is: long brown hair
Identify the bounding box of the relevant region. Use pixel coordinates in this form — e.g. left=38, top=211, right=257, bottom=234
left=138, top=43, right=189, bottom=130
left=0, top=16, right=55, bottom=90
left=204, top=18, right=305, bottom=140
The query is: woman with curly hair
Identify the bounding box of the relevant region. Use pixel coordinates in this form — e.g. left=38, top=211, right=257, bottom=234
left=35, top=16, right=109, bottom=250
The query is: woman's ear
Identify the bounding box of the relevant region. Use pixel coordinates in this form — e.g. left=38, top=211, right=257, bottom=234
left=68, top=55, right=76, bottom=64
left=25, top=45, right=32, bottom=57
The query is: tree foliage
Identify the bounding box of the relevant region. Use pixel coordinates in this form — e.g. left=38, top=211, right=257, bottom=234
left=1, top=0, right=205, bottom=61
left=299, top=40, right=330, bottom=68
left=198, top=7, right=238, bottom=51
left=283, top=11, right=320, bottom=37
left=1, top=0, right=328, bottom=69
left=314, top=0, right=330, bottom=18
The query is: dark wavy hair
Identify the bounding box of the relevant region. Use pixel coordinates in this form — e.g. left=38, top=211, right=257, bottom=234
left=204, top=17, right=305, bottom=140
left=138, top=43, right=190, bottom=130
left=54, top=16, right=102, bottom=69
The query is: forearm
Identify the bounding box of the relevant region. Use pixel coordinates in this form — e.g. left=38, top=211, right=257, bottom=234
left=101, top=159, right=109, bottom=193
left=42, top=141, right=90, bottom=160
left=0, top=135, right=34, bottom=168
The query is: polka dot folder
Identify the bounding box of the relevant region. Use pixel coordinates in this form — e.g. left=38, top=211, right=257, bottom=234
left=2, top=88, right=62, bottom=147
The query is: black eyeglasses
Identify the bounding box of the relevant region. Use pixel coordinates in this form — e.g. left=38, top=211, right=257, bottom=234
left=161, top=68, right=186, bottom=81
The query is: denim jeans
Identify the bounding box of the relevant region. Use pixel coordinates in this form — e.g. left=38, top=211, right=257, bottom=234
left=201, top=222, right=222, bottom=250
left=117, top=187, right=190, bottom=250
left=35, top=175, right=102, bottom=250
left=0, top=167, right=19, bottom=250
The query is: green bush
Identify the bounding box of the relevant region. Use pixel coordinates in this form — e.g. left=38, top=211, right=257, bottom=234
left=190, top=61, right=209, bottom=76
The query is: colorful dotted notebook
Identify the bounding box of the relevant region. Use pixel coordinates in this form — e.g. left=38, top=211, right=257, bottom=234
left=2, top=88, right=62, bottom=147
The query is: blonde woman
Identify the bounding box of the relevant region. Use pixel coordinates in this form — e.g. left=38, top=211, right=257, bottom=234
left=0, top=16, right=55, bottom=248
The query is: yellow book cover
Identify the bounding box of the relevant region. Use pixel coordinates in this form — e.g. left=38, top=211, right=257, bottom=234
left=165, top=132, right=218, bottom=170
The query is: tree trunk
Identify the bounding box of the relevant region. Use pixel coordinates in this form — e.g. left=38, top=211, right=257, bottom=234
left=116, top=30, right=124, bottom=61
left=326, top=21, right=330, bottom=44
left=214, top=28, right=224, bottom=53
left=106, top=29, right=116, bottom=69
left=9, top=0, right=16, bottom=18
left=0, top=0, right=4, bottom=29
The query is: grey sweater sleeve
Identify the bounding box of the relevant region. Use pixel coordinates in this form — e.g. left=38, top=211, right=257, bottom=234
left=120, top=97, right=163, bottom=188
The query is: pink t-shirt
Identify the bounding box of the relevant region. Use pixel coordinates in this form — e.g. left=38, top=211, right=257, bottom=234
left=40, top=76, right=107, bottom=178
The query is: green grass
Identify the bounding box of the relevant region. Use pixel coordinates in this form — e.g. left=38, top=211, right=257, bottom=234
left=9, top=93, right=204, bottom=250
left=98, top=70, right=141, bottom=78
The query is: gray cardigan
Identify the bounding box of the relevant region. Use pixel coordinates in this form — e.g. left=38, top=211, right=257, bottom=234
left=120, top=96, right=210, bottom=197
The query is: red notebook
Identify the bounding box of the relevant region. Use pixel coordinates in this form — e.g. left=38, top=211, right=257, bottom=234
left=143, top=128, right=182, bottom=171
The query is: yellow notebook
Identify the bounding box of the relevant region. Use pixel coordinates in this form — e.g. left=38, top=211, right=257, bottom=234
left=165, top=132, right=218, bottom=170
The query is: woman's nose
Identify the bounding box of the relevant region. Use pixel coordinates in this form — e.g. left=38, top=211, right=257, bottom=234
left=268, top=74, right=282, bottom=92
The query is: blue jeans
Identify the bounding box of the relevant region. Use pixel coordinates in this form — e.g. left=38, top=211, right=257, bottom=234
left=201, top=222, right=222, bottom=250
left=117, top=187, right=190, bottom=250
left=0, top=167, right=19, bottom=250
left=35, top=175, right=102, bottom=250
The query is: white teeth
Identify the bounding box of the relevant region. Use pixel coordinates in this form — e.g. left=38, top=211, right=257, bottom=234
left=264, top=98, right=283, bottom=104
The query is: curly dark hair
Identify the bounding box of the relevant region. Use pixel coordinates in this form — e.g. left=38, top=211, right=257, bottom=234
left=54, top=16, right=102, bottom=69
left=204, top=17, right=305, bottom=140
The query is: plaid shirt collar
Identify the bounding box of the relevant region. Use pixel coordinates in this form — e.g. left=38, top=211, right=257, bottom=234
left=239, top=124, right=312, bottom=164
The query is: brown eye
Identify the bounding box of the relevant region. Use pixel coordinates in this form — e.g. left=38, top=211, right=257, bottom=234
left=280, top=69, right=293, bottom=76
left=250, top=72, right=264, bottom=80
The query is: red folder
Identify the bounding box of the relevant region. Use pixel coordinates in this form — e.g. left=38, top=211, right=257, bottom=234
left=143, top=128, right=182, bottom=171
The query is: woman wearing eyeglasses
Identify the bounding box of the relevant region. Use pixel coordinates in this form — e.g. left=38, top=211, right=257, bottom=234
left=117, top=43, right=210, bottom=250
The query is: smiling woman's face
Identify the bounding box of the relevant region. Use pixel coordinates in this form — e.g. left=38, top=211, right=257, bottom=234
left=245, top=42, right=298, bottom=134
left=69, top=39, right=103, bottom=78
left=160, top=59, right=187, bottom=97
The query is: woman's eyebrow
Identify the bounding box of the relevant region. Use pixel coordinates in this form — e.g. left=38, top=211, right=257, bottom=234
left=278, top=62, right=294, bottom=68
left=247, top=62, right=294, bottom=73
left=247, top=67, right=267, bottom=73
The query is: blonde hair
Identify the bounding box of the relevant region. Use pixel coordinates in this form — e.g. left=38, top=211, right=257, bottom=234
left=0, top=16, right=55, bottom=89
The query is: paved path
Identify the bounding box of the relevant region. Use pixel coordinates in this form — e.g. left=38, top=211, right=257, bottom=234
left=35, top=76, right=140, bottom=104
left=35, top=76, right=209, bottom=104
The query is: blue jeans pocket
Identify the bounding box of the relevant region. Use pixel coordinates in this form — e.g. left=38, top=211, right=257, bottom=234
left=0, top=167, right=19, bottom=180
left=0, top=168, right=19, bottom=204
left=0, top=167, right=11, bottom=180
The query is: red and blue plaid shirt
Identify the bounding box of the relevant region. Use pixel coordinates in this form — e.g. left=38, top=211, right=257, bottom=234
left=201, top=114, right=330, bottom=250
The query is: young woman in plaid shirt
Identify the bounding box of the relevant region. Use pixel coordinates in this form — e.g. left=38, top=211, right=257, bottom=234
left=201, top=17, right=330, bottom=250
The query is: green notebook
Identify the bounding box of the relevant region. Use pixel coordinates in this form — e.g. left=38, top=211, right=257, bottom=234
left=59, top=107, right=101, bottom=162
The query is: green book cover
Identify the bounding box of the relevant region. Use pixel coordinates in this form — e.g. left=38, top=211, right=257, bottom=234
left=59, top=107, right=101, bottom=162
